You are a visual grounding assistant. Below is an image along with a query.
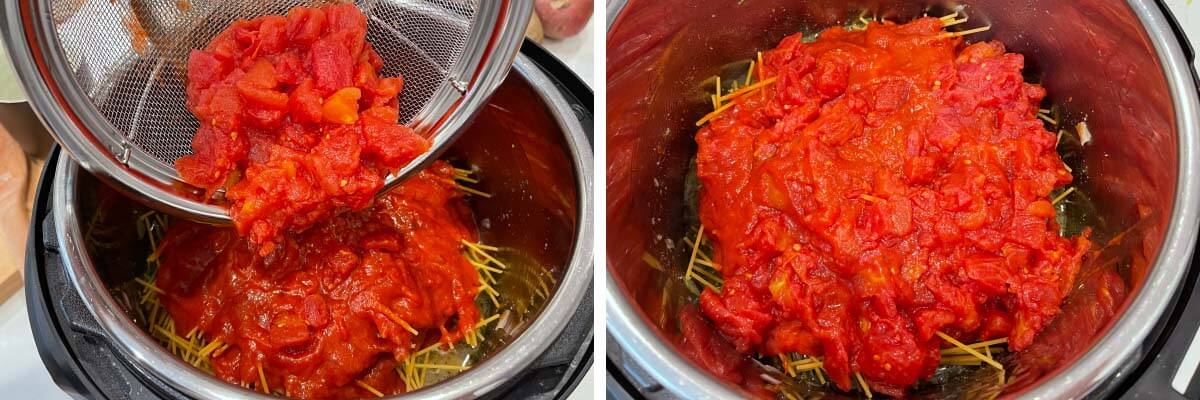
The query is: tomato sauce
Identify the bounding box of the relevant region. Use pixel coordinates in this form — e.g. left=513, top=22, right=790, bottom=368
left=176, top=4, right=429, bottom=254
left=156, top=162, right=480, bottom=399
left=691, top=18, right=1088, bottom=396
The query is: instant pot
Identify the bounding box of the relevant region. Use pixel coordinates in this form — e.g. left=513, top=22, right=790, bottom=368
left=606, top=0, right=1200, bottom=399
left=23, top=43, right=594, bottom=400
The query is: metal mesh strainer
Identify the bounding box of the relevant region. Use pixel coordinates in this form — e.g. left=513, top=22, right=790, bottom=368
left=8, top=0, right=530, bottom=223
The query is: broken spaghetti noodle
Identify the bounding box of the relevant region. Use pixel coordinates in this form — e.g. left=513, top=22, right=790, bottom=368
left=125, top=165, right=520, bottom=398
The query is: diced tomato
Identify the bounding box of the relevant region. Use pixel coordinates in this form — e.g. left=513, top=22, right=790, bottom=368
left=178, top=4, right=429, bottom=256
left=271, top=51, right=304, bottom=86
left=238, top=85, right=289, bottom=111
left=177, top=123, right=244, bottom=191
left=371, top=77, right=404, bottom=106
left=679, top=306, right=749, bottom=384
left=310, top=36, right=353, bottom=93
left=285, top=6, right=326, bottom=45
left=363, top=123, right=427, bottom=166
left=360, top=105, right=398, bottom=124
left=175, top=156, right=221, bottom=188
left=196, top=85, right=243, bottom=131
left=186, top=50, right=227, bottom=93
left=269, top=313, right=313, bottom=348
left=289, top=78, right=324, bottom=124
left=158, top=165, right=478, bottom=399
left=256, top=15, right=288, bottom=55
left=238, top=59, right=278, bottom=89
left=688, top=18, right=1088, bottom=395
left=325, top=3, right=367, bottom=33
left=243, top=108, right=286, bottom=128
left=312, top=124, right=362, bottom=176
left=366, top=44, right=384, bottom=70
left=353, top=61, right=377, bottom=88
left=321, top=87, right=362, bottom=125
left=302, top=294, right=330, bottom=328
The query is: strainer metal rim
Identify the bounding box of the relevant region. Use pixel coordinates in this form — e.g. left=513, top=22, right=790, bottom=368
left=51, top=55, right=594, bottom=400
left=5, top=0, right=532, bottom=225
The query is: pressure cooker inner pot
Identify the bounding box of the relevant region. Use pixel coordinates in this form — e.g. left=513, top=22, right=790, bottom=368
left=607, top=0, right=1182, bottom=398
left=60, top=67, right=585, bottom=398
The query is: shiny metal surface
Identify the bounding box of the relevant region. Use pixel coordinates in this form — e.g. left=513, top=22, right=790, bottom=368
left=605, top=0, right=1200, bottom=398
left=380, top=0, right=530, bottom=196
left=3, top=0, right=530, bottom=224
left=53, top=55, right=593, bottom=399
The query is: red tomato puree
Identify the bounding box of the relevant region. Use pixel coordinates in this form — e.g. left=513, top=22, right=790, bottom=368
left=156, top=162, right=480, bottom=399
left=177, top=4, right=428, bottom=254
left=690, top=18, right=1088, bottom=396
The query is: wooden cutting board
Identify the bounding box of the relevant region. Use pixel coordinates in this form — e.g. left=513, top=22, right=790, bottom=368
left=0, top=121, right=28, bottom=301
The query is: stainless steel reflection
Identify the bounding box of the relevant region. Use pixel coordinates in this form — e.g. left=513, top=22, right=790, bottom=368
left=606, top=0, right=1199, bottom=398
left=54, top=55, right=593, bottom=399
left=380, top=0, right=533, bottom=196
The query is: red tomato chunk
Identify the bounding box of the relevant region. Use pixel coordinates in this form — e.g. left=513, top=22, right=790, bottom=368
left=177, top=4, right=429, bottom=254
left=689, top=18, right=1087, bottom=397
left=157, top=163, right=480, bottom=399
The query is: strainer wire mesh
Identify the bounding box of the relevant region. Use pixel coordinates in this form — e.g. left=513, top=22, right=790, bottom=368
left=48, top=0, right=477, bottom=175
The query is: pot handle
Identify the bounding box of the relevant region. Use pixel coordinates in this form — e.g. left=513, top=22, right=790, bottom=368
left=1155, top=0, right=1195, bottom=63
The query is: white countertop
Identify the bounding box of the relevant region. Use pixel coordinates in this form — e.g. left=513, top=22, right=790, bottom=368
left=541, top=18, right=597, bottom=88
left=0, top=288, right=65, bottom=399
left=1173, top=0, right=1200, bottom=44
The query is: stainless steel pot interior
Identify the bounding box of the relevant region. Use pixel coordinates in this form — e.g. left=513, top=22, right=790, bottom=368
left=606, top=0, right=1199, bottom=398
left=54, top=55, right=594, bottom=399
